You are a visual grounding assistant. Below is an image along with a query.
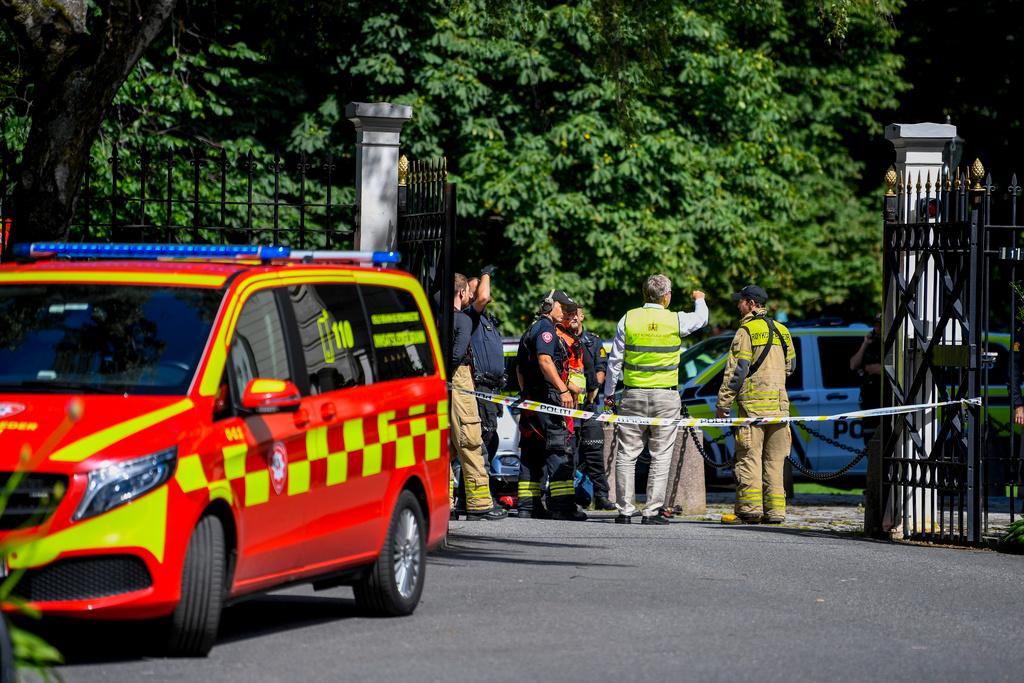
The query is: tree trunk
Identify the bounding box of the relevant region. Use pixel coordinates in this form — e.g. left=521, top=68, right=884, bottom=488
left=3, top=0, right=178, bottom=246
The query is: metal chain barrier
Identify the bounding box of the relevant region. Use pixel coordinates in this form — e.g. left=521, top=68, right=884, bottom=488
left=788, top=422, right=869, bottom=481
left=679, top=406, right=869, bottom=480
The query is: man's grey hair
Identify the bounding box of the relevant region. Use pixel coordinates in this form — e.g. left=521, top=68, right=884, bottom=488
left=643, top=274, right=672, bottom=303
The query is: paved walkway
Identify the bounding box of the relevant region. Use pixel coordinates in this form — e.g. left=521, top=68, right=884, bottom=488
left=700, top=491, right=865, bottom=534
left=669, top=491, right=1018, bottom=543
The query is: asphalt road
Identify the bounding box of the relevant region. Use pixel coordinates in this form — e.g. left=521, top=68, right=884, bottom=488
left=41, top=513, right=1024, bottom=682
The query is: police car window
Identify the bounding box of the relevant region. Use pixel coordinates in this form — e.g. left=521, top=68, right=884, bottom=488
left=503, top=342, right=520, bottom=394
left=786, top=337, right=803, bottom=390
left=988, top=343, right=1008, bottom=385
left=679, top=336, right=732, bottom=383
left=696, top=337, right=802, bottom=396
left=817, top=336, right=863, bottom=389
left=288, top=284, right=373, bottom=394
left=230, top=290, right=292, bottom=391
left=361, top=284, right=436, bottom=381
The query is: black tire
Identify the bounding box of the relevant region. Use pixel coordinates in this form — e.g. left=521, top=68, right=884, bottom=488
left=166, top=515, right=226, bottom=657
left=353, top=490, right=425, bottom=617
left=0, top=615, right=14, bottom=683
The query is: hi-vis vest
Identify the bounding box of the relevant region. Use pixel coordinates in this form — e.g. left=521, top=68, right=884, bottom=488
left=623, top=307, right=681, bottom=388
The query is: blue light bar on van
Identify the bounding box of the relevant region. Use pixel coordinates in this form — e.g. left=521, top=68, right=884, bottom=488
left=11, top=243, right=401, bottom=265
left=12, top=243, right=289, bottom=260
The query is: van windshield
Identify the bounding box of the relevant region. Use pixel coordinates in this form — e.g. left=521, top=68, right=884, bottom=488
left=0, top=284, right=223, bottom=395
left=679, top=335, right=733, bottom=383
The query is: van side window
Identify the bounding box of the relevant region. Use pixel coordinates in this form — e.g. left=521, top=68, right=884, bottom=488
left=361, top=284, right=436, bottom=380
left=229, top=290, right=292, bottom=393
left=817, top=336, right=863, bottom=389
left=289, top=284, right=374, bottom=395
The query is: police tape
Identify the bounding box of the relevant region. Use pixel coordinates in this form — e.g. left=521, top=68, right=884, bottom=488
left=447, top=384, right=981, bottom=428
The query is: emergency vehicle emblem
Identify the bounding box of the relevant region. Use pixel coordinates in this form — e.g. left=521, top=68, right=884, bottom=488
left=270, top=442, right=288, bottom=495
left=0, top=403, right=25, bottom=419
left=541, top=331, right=553, bottom=344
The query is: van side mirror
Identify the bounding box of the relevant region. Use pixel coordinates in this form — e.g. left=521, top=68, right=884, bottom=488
left=241, top=378, right=302, bottom=412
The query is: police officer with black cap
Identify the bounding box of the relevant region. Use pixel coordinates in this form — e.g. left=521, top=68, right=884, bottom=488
left=515, top=289, right=588, bottom=521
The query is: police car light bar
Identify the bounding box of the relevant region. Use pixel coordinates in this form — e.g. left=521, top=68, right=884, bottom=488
left=12, top=242, right=400, bottom=265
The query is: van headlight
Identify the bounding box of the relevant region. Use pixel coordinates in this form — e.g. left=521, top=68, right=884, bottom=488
left=74, top=447, right=178, bottom=521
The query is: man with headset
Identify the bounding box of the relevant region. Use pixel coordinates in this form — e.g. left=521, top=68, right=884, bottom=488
left=515, top=289, right=588, bottom=520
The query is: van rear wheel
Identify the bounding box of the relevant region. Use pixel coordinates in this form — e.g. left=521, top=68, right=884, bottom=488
left=353, top=490, right=425, bottom=616
left=165, top=515, right=226, bottom=657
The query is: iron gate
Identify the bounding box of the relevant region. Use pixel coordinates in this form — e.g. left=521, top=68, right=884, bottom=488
left=1, top=143, right=356, bottom=252
left=882, top=159, right=1023, bottom=544
left=396, top=156, right=456, bottom=374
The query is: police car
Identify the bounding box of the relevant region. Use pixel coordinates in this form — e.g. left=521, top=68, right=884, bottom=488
left=679, top=322, right=1014, bottom=481
left=0, top=243, right=450, bottom=656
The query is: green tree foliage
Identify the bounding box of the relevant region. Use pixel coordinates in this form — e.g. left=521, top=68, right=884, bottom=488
left=323, top=0, right=905, bottom=331
left=4, top=0, right=905, bottom=334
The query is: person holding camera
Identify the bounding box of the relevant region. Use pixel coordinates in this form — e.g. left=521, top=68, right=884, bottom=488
left=849, top=313, right=882, bottom=445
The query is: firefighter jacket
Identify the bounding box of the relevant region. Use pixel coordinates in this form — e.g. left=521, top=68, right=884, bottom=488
left=717, top=313, right=796, bottom=417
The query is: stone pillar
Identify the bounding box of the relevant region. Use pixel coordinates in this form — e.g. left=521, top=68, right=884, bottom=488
left=881, top=122, right=959, bottom=536
left=666, top=426, right=707, bottom=515
left=345, top=102, right=413, bottom=251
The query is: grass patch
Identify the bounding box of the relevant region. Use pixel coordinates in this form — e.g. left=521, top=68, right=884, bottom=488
left=793, top=482, right=864, bottom=496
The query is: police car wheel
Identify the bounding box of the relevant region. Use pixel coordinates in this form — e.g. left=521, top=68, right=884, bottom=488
left=165, top=515, right=226, bottom=657
left=353, top=490, right=425, bottom=616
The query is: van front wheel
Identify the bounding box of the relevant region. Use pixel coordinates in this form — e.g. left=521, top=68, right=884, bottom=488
left=165, top=515, right=226, bottom=657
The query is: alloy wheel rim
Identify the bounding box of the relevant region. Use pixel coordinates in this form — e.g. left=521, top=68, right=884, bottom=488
left=392, top=508, right=421, bottom=599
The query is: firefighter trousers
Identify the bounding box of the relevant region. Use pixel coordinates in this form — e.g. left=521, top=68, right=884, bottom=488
left=577, top=416, right=610, bottom=501
left=449, top=365, right=493, bottom=512
left=733, top=421, right=791, bottom=520
left=518, top=391, right=576, bottom=513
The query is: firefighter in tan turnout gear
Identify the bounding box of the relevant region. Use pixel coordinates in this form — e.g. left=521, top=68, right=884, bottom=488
left=716, top=285, right=796, bottom=524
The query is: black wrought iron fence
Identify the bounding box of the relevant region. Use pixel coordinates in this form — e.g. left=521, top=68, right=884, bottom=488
left=2, top=143, right=357, bottom=251
left=397, top=156, right=455, bottom=374
left=882, top=160, right=1024, bottom=545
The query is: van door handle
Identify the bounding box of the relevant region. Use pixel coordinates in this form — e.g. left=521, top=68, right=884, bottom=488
left=790, top=395, right=811, bottom=402
left=826, top=393, right=849, bottom=400
left=321, top=402, right=337, bottom=421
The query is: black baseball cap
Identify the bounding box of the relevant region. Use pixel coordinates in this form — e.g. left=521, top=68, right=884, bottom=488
left=540, top=289, right=579, bottom=312
left=731, top=284, right=768, bottom=304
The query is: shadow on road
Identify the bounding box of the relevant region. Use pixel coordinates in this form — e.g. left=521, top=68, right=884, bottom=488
left=686, top=519, right=889, bottom=544
left=31, top=594, right=360, bottom=665
left=434, top=534, right=635, bottom=569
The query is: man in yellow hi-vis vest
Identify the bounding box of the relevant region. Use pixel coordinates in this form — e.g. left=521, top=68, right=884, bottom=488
left=603, top=274, right=708, bottom=525
left=716, top=284, right=796, bottom=524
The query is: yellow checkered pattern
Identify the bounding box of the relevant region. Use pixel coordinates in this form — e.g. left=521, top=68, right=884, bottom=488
left=175, top=400, right=448, bottom=507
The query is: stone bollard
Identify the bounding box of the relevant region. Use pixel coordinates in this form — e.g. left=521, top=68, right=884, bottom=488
left=666, top=426, right=706, bottom=515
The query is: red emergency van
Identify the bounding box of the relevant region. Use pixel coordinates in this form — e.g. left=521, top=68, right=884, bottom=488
left=0, top=243, right=450, bottom=656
